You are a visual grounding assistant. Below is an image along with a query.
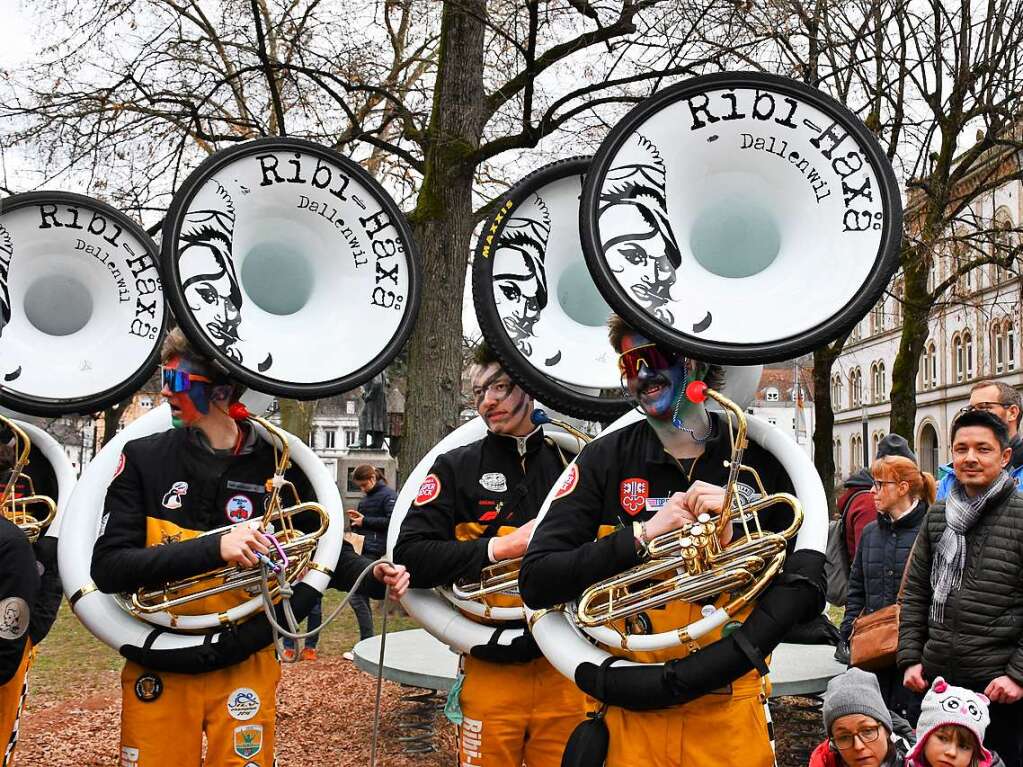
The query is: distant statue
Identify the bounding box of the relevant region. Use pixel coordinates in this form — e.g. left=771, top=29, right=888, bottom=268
left=359, top=372, right=389, bottom=449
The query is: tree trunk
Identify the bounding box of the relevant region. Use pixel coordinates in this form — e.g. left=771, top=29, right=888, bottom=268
left=278, top=399, right=317, bottom=442
left=812, top=336, right=848, bottom=516
left=100, top=396, right=133, bottom=447
left=397, top=0, right=487, bottom=482
left=888, top=248, right=931, bottom=444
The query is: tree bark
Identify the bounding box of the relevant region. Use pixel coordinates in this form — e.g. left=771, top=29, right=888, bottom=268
left=397, top=0, right=487, bottom=482
left=888, top=248, right=931, bottom=445
left=278, top=399, right=317, bottom=443
left=812, top=336, right=848, bottom=516
left=100, top=396, right=133, bottom=448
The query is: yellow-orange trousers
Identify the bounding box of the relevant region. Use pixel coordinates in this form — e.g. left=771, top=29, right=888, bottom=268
left=118, top=647, right=279, bottom=767
left=0, top=642, right=32, bottom=767
left=457, top=654, right=589, bottom=767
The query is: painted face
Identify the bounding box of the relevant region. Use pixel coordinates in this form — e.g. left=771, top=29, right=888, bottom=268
left=161, top=355, right=215, bottom=427
left=619, top=332, right=687, bottom=422
left=922, top=725, right=976, bottom=767
left=598, top=135, right=682, bottom=324
left=470, top=362, right=534, bottom=436
left=493, top=205, right=550, bottom=357
left=952, top=425, right=1012, bottom=496
left=830, top=714, right=889, bottom=767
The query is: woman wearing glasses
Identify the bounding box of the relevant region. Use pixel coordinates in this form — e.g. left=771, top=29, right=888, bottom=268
left=840, top=446, right=936, bottom=726
left=809, top=667, right=914, bottom=767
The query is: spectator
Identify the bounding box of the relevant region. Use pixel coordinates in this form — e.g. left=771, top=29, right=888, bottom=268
left=840, top=453, right=936, bottom=725
left=899, top=410, right=1023, bottom=767
left=809, top=667, right=913, bottom=767
left=905, top=676, right=1004, bottom=767
left=341, top=465, right=397, bottom=659
left=936, top=381, right=1023, bottom=500
left=838, top=434, right=919, bottom=562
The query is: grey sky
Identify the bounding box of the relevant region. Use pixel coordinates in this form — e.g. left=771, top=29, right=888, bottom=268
left=0, top=1, right=33, bottom=68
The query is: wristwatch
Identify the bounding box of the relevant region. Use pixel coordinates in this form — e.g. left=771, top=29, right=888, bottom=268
left=633, top=520, right=651, bottom=557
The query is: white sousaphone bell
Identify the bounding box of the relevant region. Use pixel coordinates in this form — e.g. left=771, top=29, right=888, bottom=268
left=526, top=71, right=902, bottom=682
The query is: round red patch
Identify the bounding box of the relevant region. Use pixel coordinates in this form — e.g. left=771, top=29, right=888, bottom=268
left=414, top=474, right=441, bottom=506
left=554, top=464, right=579, bottom=500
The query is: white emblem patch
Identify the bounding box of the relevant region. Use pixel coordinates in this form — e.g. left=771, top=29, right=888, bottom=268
left=0, top=597, right=29, bottom=640
left=161, top=481, right=189, bottom=510
left=479, top=472, right=508, bottom=493
left=120, top=746, right=140, bottom=767
left=227, top=687, right=261, bottom=720
left=226, top=494, right=255, bottom=523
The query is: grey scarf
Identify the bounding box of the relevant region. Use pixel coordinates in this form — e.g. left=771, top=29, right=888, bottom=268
left=930, top=470, right=1013, bottom=624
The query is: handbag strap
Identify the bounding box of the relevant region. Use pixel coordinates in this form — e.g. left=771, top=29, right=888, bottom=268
left=895, top=533, right=920, bottom=606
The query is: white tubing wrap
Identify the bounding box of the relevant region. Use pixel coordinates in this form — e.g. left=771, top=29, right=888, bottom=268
left=526, top=409, right=828, bottom=682
left=59, top=403, right=343, bottom=651
left=388, top=416, right=585, bottom=655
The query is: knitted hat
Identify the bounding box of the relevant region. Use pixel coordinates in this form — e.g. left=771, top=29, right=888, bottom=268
left=906, top=677, right=993, bottom=766
left=876, top=433, right=917, bottom=463
left=823, top=667, right=893, bottom=735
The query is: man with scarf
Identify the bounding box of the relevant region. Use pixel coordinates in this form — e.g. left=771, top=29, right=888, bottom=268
left=899, top=408, right=1023, bottom=767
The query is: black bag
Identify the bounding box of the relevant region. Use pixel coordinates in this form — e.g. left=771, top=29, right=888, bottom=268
left=561, top=709, right=609, bottom=767
left=824, top=489, right=869, bottom=606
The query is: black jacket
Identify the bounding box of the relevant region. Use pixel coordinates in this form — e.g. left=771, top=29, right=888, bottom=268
left=841, top=500, right=927, bottom=641
left=898, top=482, right=1023, bottom=688
left=520, top=413, right=795, bottom=609
left=354, top=480, right=397, bottom=558
left=0, top=517, right=38, bottom=685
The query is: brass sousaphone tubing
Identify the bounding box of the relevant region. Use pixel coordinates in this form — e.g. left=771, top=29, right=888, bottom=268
left=126, top=415, right=329, bottom=620
left=0, top=414, right=57, bottom=542
left=574, top=387, right=803, bottom=630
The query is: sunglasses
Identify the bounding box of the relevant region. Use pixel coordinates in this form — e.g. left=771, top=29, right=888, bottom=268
left=617, top=343, right=683, bottom=379
left=162, top=368, right=214, bottom=393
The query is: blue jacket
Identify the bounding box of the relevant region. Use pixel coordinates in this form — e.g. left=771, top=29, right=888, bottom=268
left=840, top=499, right=927, bottom=642
left=355, top=480, right=397, bottom=558
left=935, top=434, right=1023, bottom=500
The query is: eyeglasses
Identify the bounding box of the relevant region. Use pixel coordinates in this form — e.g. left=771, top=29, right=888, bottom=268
left=617, top=343, right=682, bottom=379
left=871, top=480, right=899, bottom=490
left=833, top=726, right=881, bottom=750
left=472, top=379, right=514, bottom=400
left=162, top=368, right=214, bottom=394
left=960, top=402, right=1011, bottom=415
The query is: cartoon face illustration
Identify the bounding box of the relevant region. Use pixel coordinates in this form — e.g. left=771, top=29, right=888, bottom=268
left=0, top=225, right=12, bottom=338
left=178, top=182, right=246, bottom=362
left=598, top=134, right=682, bottom=324
left=492, top=194, right=551, bottom=357
left=161, top=481, right=189, bottom=510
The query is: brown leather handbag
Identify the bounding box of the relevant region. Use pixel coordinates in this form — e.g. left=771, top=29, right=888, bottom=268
left=849, top=540, right=916, bottom=672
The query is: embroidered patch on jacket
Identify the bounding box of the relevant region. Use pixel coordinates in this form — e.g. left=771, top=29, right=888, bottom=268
left=233, top=724, right=263, bottom=758
left=134, top=673, right=163, bottom=703
left=113, top=453, right=126, bottom=479
left=161, top=481, right=189, bottom=510
left=226, top=687, right=261, bottom=721
left=479, top=472, right=508, bottom=493
left=553, top=465, right=579, bottom=500
left=120, top=746, right=140, bottom=767
left=0, top=597, right=29, bottom=640
left=619, top=478, right=649, bottom=517
left=413, top=474, right=441, bottom=506
left=225, top=494, right=255, bottom=523
left=646, top=497, right=669, bottom=512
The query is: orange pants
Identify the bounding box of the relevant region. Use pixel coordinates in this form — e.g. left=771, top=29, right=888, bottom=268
left=119, top=647, right=280, bottom=767
left=0, top=642, right=32, bottom=767
left=605, top=675, right=774, bottom=767
left=458, top=654, right=589, bottom=767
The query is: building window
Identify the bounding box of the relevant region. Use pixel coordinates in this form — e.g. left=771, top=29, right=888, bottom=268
left=891, top=281, right=903, bottom=326
left=993, top=321, right=1006, bottom=374
left=765, top=387, right=780, bottom=402
left=850, top=434, right=863, bottom=472
left=345, top=429, right=358, bottom=447
left=870, top=302, right=884, bottom=334
left=927, top=342, right=937, bottom=388
left=871, top=431, right=881, bottom=461
left=1008, top=322, right=1018, bottom=371
left=964, top=330, right=974, bottom=380
left=346, top=401, right=356, bottom=415
left=849, top=368, right=862, bottom=408
left=952, top=333, right=964, bottom=383
left=324, top=429, right=336, bottom=449
left=833, top=439, right=842, bottom=470
left=831, top=375, right=843, bottom=410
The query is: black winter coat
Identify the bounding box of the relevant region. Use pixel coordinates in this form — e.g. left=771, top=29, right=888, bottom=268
left=841, top=500, right=927, bottom=641
left=355, top=480, right=397, bottom=558
left=898, top=482, right=1023, bottom=689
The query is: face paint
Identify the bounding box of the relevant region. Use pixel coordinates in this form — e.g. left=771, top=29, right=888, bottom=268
left=620, top=333, right=689, bottom=422
left=163, top=356, right=217, bottom=426
left=470, top=363, right=534, bottom=436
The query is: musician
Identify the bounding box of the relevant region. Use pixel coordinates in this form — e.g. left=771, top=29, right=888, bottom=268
left=91, top=327, right=407, bottom=767
left=519, top=314, right=825, bottom=767
left=393, top=343, right=588, bottom=767
left=0, top=437, right=63, bottom=766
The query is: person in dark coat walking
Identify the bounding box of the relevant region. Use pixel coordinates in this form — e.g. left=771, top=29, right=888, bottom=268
left=841, top=453, right=936, bottom=725
left=341, top=465, right=397, bottom=656
left=899, top=409, right=1023, bottom=767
